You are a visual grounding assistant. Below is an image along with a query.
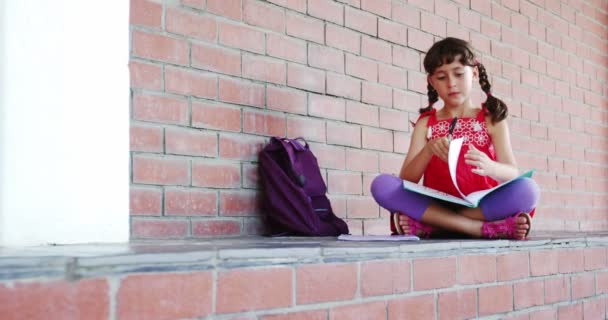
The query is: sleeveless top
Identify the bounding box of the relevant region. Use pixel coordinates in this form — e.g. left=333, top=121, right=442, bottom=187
left=419, top=107, right=498, bottom=198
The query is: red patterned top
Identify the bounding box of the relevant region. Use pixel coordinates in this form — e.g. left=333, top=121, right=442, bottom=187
left=418, top=107, right=498, bottom=198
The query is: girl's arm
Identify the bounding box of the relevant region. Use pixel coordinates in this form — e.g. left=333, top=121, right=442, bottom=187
left=483, top=117, right=520, bottom=182
left=399, top=116, right=440, bottom=182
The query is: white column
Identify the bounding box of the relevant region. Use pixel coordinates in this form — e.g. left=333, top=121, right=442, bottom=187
left=0, top=1, right=130, bottom=246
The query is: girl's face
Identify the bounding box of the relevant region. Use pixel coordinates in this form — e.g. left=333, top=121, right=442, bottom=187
left=428, top=57, right=478, bottom=108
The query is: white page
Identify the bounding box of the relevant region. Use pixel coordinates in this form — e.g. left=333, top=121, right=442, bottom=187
left=338, top=234, right=420, bottom=241
left=448, top=138, right=468, bottom=199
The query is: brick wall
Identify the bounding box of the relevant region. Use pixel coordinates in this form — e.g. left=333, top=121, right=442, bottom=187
left=129, top=0, right=607, bottom=239
left=2, top=245, right=608, bottom=319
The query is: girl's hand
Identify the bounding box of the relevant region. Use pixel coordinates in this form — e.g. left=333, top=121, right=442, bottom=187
left=465, top=144, right=496, bottom=177
left=425, top=137, right=450, bottom=162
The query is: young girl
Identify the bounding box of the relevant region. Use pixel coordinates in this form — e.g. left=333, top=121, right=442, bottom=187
left=371, top=37, right=540, bottom=240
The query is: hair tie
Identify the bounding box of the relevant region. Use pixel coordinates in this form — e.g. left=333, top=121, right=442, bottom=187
left=486, top=91, right=493, bottom=97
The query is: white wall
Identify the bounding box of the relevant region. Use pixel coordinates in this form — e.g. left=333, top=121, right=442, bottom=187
left=0, top=1, right=130, bottom=246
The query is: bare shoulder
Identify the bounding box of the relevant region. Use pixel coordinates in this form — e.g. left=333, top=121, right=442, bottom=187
left=484, top=114, right=509, bottom=135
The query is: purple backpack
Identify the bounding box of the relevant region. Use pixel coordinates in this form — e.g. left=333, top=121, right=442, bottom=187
left=258, top=137, right=349, bottom=236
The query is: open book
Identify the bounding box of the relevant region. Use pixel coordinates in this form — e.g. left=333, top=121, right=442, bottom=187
left=402, top=138, right=534, bottom=208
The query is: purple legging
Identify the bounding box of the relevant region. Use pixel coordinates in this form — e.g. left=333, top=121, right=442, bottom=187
left=370, top=174, right=540, bottom=221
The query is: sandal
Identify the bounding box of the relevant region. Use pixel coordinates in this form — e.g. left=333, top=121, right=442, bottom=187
left=390, top=212, right=433, bottom=238
left=481, top=212, right=532, bottom=240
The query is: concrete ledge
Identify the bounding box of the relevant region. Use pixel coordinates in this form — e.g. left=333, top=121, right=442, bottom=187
left=1, top=232, right=608, bottom=319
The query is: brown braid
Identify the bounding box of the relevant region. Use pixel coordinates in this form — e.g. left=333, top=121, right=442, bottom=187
left=419, top=83, right=438, bottom=114
left=477, top=63, right=508, bottom=123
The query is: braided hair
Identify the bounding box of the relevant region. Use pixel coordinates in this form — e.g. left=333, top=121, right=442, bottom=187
left=421, top=37, right=508, bottom=123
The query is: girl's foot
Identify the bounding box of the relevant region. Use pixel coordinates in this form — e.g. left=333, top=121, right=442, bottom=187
left=390, top=212, right=434, bottom=238
left=481, top=212, right=532, bottom=240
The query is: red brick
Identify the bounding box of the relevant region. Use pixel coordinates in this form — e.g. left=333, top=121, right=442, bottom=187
left=207, top=0, right=242, bottom=20
left=330, top=301, right=387, bottom=320
left=361, top=260, right=410, bottom=296
left=572, top=273, right=596, bottom=299
left=288, top=63, right=325, bottom=93
left=181, top=0, right=205, bottom=9
left=346, top=149, right=379, bottom=172
left=192, top=160, right=241, bottom=189
left=379, top=108, right=409, bottom=131
left=393, top=46, right=420, bottom=70
left=166, top=7, right=217, bottom=41
left=361, top=36, right=392, bottom=64
left=219, top=134, right=266, bottom=161
left=345, top=6, right=377, bottom=36
left=388, top=295, right=435, bottom=320
left=514, top=279, right=544, bottom=310
left=529, top=309, right=557, bottom=320
left=296, top=263, right=357, bottom=304
left=130, top=0, right=162, bottom=29
left=457, top=254, right=497, bottom=285
left=132, top=31, right=188, bottom=65
left=310, top=142, right=346, bottom=170
left=267, top=33, right=307, bottom=64
left=219, top=21, right=265, bottom=54
left=262, top=310, right=327, bottom=320
left=558, top=303, right=583, bottom=320
left=133, top=155, right=189, bottom=185
left=266, top=0, right=307, bottom=13
left=530, top=250, right=558, bottom=276
left=346, top=54, right=378, bottom=82
left=165, top=66, right=217, bottom=99
left=309, top=44, right=344, bottom=73
left=583, top=298, right=605, bottom=320
left=218, top=267, right=293, bottom=313
left=326, top=24, right=360, bottom=54
left=192, top=101, right=242, bottom=132
left=244, top=0, right=285, bottom=32
left=243, top=110, right=287, bottom=137
left=421, top=12, right=446, bottom=37
left=413, top=257, right=457, bottom=290
left=286, top=12, right=324, bottom=44
left=130, top=123, right=163, bottom=153
left=165, top=127, right=217, bottom=157
left=287, top=116, right=326, bottom=142
left=378, top=19, right=407, bottom=46
left=361, top=0, right=391, bottom=18
left=309, top=94, right=345, bottom=121
left=243, top=54, right=286, bottom=85
left=362, top=127, right=393, bottom=152
left=393, top=131, right=410, bottom=153
left=407, top=70, right=427, bottom=95
left=328, top=170, right=362, bottom=194
left=584, top=247, right=608, bottom=270
left=164, top=188, right=217, bottom=216
left=219, top=77, right=265, bottom=107
left=130, top=186, right=162, bottom=215
left=407, top=28, right=433, bottom=52
left=118, top=272, right=212, bottom=319
left=558, top=249, right=585, bottom=273
left=192, top=219, right=241, bottom=236
left=337, top=0, right=360, bottom=7
left=327, top=73, right=361, bottom=100
left=0, top=279, right=109, bottom=320
left=346, top=101, right=379, bottom=127
left=545, top=276, right=570, bottom=304
left=492, top=3, right=511, bottom=25
left=131, top=218, right=189, bottom=238
left=267, top=86, right=308, bottom=114
left=220, top=190, right=258, bottom=216
left=362, top=82, right=392, bottom=107
left=242, top=163, right=259, bottom=189
left=379, top=62, right=407, bottom=90
left=598, top=271, right=608, bottom=294
left=308, top=0, right=344, bottom=25
left=438, top=289, right=476, bottom=320
left=479, top=284, right=513, bottom=316
left=347, top=196, right=380, bottom=218
left=191, top=42, right=241, bottom=77
left=435, top=0, right=459, bottom=22
left=129, top=60, right=162, bottom=90
left=393, top=89, right=421, bottom=113
left=392, top=2, right=420, bottom=28
left=327, top=122, right=361, bottom=148
left=497, top=252, right=529, bottom=283
left=379, top=152, right=403, bottom=173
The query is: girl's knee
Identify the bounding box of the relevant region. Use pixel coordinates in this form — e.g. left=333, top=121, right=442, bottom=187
left=370, top=174, right=401, bottom=199
left=510, top=177, right=540, bottom=210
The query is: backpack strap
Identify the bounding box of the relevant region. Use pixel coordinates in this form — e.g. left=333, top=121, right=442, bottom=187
left=274, top=137, right=308, bottom=186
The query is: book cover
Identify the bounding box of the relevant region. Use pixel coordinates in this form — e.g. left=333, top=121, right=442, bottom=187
left=402, top=138, right=535, bottom=208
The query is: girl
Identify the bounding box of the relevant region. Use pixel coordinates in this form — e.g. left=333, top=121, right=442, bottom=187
left=371, top=37, right=540, bottom=240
